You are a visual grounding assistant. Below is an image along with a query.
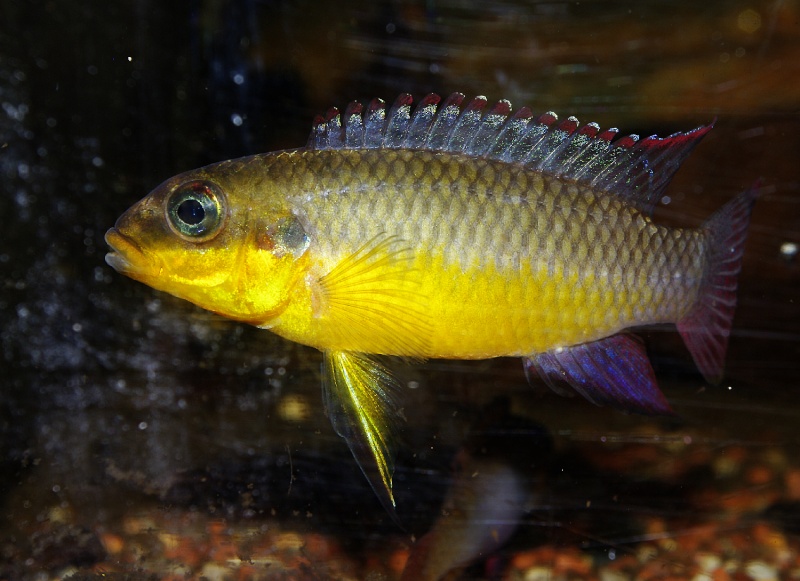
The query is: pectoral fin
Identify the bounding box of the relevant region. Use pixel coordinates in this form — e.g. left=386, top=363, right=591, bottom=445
left=318, top=234, right=431, bottom=357
left=523, top=334, right=674, bottom=416
left=322, top=350, right=404, bottom=520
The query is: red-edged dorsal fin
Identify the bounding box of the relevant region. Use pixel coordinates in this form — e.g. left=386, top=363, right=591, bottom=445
left=425, top=92, right=465, bottom=150
left=405, top=92, right=440, bottom=149
left=447, top=95, right=488, bottom=153
left=306, top=93, right=713, bottom=216
left=365, top=97, right=387, bottom=149
left=343, top=100, right=365, bottom=148
left=384, top=93, right=415, bottom=148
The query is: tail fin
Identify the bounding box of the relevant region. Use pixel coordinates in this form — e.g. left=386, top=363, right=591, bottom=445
left=677, top=183, right=759, bottom=383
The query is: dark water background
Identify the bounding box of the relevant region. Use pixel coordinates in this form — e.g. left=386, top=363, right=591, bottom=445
left=1, top=1, right=799, bottom=579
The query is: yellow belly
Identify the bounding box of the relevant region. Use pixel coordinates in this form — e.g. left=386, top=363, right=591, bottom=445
left=270, top=244, right=664, bottom=359
left=264, top=150, right=701, bottom=358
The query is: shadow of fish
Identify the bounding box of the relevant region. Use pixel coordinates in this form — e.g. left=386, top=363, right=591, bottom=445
left=105, top=92, right=757, bottom=521
left=401, top=398, right=552, bottom=580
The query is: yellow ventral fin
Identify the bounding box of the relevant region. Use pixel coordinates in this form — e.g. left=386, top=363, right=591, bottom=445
left=323, top=351, right=403, bottom=522
left=319, top=235, right=431, bottom=520
left=318, top=234, right=431, bottom=357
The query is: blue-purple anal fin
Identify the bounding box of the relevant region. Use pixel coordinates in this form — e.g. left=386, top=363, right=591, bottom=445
left=523, top=334, right=674, bottom=416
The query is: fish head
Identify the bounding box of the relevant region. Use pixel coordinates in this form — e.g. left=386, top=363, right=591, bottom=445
left=105, top=159, right=310, bottom=325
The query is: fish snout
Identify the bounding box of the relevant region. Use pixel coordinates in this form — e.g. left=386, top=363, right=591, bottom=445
left=104, top=227, right=150, bottom=277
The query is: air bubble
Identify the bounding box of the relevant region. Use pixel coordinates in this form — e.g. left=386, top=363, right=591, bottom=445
left=780, top=242, right=798, bottom=260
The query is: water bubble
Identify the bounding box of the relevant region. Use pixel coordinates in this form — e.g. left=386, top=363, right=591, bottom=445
left=780, top=241, right=798, bottom=260
left=737, top=8, right=761, bottom=33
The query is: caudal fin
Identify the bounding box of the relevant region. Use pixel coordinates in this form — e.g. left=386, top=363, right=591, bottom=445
left=677, top=183, right=759, bottom=383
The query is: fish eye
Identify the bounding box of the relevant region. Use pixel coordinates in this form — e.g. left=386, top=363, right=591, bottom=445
left=166, top=181, right=225, bottom=240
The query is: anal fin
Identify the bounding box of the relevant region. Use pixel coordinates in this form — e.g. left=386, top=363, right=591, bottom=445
left=322, top=350, right=404, bottom=521
left=523, top=334, right=674, bottom=416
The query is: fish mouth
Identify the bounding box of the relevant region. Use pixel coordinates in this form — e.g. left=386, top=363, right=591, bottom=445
left=104, top=228, right=150, bottom=277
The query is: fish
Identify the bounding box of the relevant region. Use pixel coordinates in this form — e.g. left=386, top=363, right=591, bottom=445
left=105, top=92, right=757, bottom=518
left=401, top=399, right=550, bottom=580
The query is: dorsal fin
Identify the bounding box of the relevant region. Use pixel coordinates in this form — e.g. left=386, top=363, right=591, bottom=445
left=306, top=92, right=713, bottom=216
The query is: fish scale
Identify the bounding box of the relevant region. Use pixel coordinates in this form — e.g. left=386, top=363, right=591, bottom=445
left=105, top=92, right=757, bottom=517
left=270, top=148, right=706, bottom=357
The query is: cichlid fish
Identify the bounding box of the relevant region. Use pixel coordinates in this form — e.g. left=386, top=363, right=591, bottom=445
left=105, top=92, right=756, bottom=517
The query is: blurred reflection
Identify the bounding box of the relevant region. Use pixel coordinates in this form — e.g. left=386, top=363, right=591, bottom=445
left=402, top=399, right=552, bottom=580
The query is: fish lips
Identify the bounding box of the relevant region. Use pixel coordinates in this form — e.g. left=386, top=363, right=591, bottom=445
left=104, top=228, right=154, bottom=279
